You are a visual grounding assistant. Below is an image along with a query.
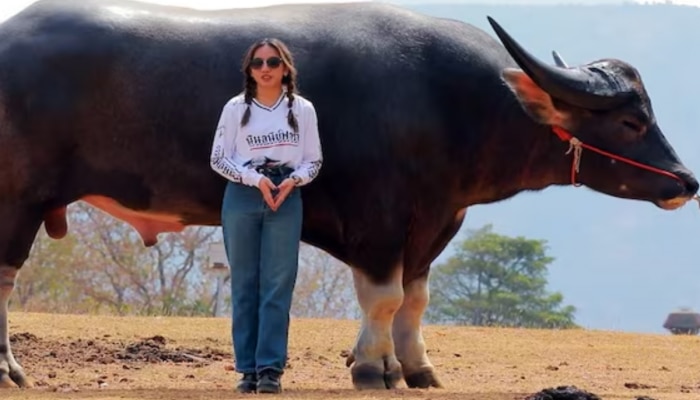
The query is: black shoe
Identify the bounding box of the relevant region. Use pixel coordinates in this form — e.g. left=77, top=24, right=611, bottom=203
left=236, top=373, right=257, bottom=393
left=256, top=369, right=282, bottom=394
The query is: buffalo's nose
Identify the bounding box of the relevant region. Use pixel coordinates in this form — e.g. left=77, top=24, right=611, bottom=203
left=681, top=171, right=699, bottom=195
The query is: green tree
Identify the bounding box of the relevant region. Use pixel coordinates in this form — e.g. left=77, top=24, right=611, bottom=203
left=11, top=226, right=83, bottom=313
left=426, top=224, right=577, bottom=329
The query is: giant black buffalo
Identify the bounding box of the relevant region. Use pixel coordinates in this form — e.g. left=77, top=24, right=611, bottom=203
left=0, top=0, right=696, bottom=391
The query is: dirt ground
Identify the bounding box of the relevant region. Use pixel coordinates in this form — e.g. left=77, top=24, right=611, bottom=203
left=3, top=312, right=700, bottom=400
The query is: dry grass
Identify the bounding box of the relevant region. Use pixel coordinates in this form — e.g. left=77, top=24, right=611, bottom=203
left=3, top=312, right=700, bottom=399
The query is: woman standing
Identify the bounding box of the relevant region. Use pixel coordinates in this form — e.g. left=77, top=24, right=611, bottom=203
left=210, top=38, right=323, bottom=394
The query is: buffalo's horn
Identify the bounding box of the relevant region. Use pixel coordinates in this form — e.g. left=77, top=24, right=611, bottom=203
left=487, top=16, right=635, bottom=110
left=552, top=50, right=568, bottom=68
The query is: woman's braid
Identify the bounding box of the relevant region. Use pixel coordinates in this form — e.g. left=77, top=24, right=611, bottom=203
left=240, top=76, right=256, bottom=127
left=285, top=77, right=299, bottom=133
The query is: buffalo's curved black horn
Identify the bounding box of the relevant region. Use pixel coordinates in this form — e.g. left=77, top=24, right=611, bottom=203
left=552, top=50, right=568, bottom=68
left=487, top=16, right=635, bottom=110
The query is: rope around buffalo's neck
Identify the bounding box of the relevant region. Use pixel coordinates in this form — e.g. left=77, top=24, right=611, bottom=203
left=553, top=126, right=700, bottom=209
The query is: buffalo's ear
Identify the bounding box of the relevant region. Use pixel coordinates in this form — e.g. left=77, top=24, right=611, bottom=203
left=502, top=68, right=569, bottom=127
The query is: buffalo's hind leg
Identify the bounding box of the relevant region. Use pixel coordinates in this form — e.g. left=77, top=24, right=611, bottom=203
left=0, top=204, right=44, bottom=388
left=0, top=266, right=24, bottom=388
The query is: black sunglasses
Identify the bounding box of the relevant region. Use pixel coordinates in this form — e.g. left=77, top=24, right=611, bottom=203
left=250, top=56, right=282, bottom=70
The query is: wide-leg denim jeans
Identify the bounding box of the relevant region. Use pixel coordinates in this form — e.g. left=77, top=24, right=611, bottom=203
left=220, top=176, right=302, bottom=375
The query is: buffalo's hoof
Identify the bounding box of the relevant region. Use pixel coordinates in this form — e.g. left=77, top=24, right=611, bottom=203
left=0, top=364, right=30, bottom=389
left=404, top=366, right=443, bottom=389
left=350, top=358, right=403, bottom=390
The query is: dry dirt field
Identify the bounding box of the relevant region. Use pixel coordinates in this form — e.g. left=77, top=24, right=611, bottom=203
left=3, top=312, right=700, bottom=400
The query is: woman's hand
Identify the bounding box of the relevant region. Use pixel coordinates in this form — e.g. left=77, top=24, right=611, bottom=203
left=258, top=177, right=277, bottom=209
left=271, top=178, right=296, bottom=211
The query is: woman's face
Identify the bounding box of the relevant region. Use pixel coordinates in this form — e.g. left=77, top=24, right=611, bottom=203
left=249, top=44, right=288, bottom=90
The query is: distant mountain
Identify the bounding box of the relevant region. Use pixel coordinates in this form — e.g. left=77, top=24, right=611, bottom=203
left=390, top=2, right=700, bottom=334
left=388, top=0, right=696, bottom=5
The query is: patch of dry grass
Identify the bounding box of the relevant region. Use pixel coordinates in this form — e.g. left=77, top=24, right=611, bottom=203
left=3, top=312, right=700, bottom=400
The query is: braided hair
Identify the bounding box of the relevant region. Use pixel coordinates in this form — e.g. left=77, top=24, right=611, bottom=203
left=240, top=38, right=299, bottom=133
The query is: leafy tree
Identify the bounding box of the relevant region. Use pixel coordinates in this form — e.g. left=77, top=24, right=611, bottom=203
left=426, top=224, right=577, bottom=329
left=13, top=202, right=221, bottom=317
left=68, top=202, right=219, bottom=316
left=12, top=225, right=83, bottom=313
left=292, top=244, right=359, bottom=319
left=13, top=202, right=360, bottom=319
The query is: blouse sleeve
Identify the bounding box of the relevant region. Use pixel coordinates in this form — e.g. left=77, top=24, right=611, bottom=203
left=209, top=103, right=264, bottom=187
left=290, top=102, right=323, bottom=186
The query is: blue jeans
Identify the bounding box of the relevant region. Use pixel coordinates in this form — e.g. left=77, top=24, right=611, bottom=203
left=220, top=176, right=302, bottom=375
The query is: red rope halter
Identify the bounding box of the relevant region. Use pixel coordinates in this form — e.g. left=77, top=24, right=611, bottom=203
left=550, top=126, right=685, bottom=187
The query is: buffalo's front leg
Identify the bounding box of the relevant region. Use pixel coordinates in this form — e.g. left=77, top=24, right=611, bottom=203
left=391, top=208, right=466, bottom=389
left=0, top=266, right=28, bottom=388
left=393, top=275, right=442, bottom=388
left=347, top=266, right=404, bottom=389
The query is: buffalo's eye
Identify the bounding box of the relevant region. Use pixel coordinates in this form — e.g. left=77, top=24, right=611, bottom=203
left=617, top=115, right=648, bottom=142
left=622, top=119, right=643, bottom=132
